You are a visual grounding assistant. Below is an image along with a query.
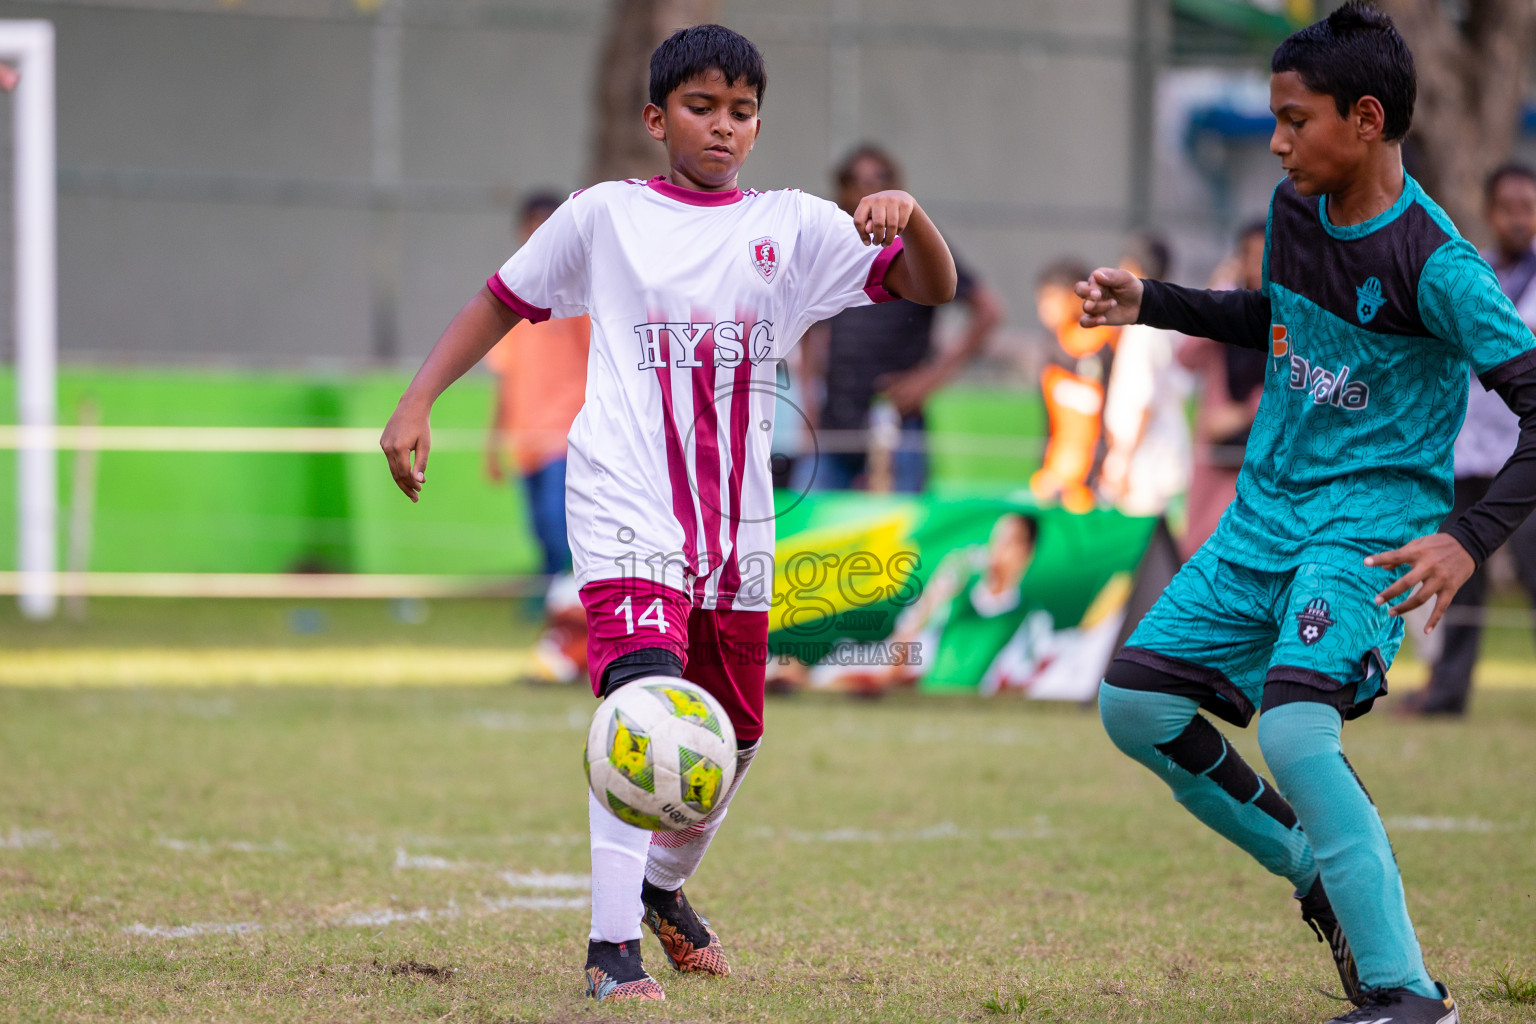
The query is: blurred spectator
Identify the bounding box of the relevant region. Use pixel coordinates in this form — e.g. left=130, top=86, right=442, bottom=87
left=1031, top=258, right=1115, bottom=513
left=1403, top=162, right=1536, bottom=717
left=485, top=192, right=593, bottom=686
left=1100, top=234, right=1192, bottom=516
left=1176, top=220, right=1267, bottom=558
left=797, top=145, right=1002, bottom=493
left=483, top=191, right=590, bottom=577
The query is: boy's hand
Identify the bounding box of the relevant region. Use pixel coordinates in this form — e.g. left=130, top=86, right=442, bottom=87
left=381, top=399, right=432, bottom=502
left=853, top=190, right=915, bottom=247
left=1365, top=533, right=1476, bottom=633
left=1075, top=268, right=1144, bottom=328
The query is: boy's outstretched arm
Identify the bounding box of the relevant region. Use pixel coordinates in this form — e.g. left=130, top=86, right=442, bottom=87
left=1368, top=354, right=1536, bottom=630
left=853, top=191, right=956, bottom=305
left=1077, top=268, right=1270, bottom=351
left=381, top=285, right=521, bottom=502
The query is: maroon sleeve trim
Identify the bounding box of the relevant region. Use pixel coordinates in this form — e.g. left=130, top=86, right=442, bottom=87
left=485, top=273, right=551, bottom=323
left=863, top=236, right=906, bottom=303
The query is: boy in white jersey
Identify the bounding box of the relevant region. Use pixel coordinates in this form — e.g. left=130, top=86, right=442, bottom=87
left=380, top=25, right=957, bottom=1002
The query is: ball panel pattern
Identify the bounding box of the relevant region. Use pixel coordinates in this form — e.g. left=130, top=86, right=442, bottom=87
left=585, top=676, right=737, bottom=832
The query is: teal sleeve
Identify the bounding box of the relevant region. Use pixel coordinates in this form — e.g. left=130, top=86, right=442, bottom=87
left=1418, top=240, right=1535, bottom=375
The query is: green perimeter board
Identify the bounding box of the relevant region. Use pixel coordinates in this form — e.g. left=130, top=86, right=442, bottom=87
left=338, top=375, right=538, bottom=575
left=0, top=370, right=538, bottom=575
left=0, top=370, right=1042, bottom=574
left=0, top=371, right=341, bottom=573
left=923, top=385, right=1044, bottom=489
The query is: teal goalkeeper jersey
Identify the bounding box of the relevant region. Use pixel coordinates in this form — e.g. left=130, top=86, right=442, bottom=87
left=1207, top=174, right=1535, bottom=571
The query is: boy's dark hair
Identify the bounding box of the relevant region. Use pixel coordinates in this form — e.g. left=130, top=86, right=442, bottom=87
left=649, top=24, right=766, bottom=109
left=1036, top=257, right=1091, bottom=291
left=1238, top=218, right=1268, bottom=244
left=1485, top=161, right=1536, bottom=204
left=1271, top=1, right=1415, bottom=142
left=835, top=144, right=903, bottom=191
left=1123, top=233, right=1171, bottom=281
left=519, top=190, right=564, bottom=224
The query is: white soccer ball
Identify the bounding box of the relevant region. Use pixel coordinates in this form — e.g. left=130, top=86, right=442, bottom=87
left=585, top=675, right=737, bottom=832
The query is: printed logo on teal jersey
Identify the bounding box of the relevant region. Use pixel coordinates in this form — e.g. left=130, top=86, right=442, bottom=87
left=1288, top=353, right=1370, bottom=410
left=1355, top=277, right=1384, bottom=324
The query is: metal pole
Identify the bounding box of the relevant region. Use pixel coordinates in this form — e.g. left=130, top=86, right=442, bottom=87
left=829, top=0, right=861, bottom=164
left=369, top=0, right=403, bottom=363
left=1127, top=0, right=1157, bottom=231
left=1, top=21, right=57, bottom=619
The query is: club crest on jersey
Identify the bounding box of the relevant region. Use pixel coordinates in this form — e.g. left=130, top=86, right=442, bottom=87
left=749, top=236, right=779, bottom=283
left=1356, top=277, right=1384, bottom=324
left=1296, top=598, right=1334, bottom=646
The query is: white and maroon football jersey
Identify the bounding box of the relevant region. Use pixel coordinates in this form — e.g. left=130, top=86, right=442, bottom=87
left=488, top=175, right=903, bottom=612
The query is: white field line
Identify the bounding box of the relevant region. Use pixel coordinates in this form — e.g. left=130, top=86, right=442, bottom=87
left=1382, top=816, right=1499, bottom=833
left=125, top=921, right=264, bottom=939
left=482, top=896, right=588, bottom=911
left=498, top=870, right=589, bottom=891
left=744, top=817, right=1055, bottom=845
left=0, top=828, right=58, bottom=849
left=392, top=848, right=465, bottom=871
left=157, top=837, right=291, bottom=854
left=0, top=646, right=538, bottom=687
left=464, top=708, right=589, bottom=732
left=390, top=850, right=589, bottom=893
left=124, top=891, right=587, bottom=941
left=0, top=573, right=545, bottom=599
left=385, top=831, right=587, bottom=849
left=338, top=906, right=447, bottom=928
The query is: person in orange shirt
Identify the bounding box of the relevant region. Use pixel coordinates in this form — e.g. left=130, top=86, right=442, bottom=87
left=1031, top=258, right=1116, bottom=513
left=484, top=192, right=591, bottom=577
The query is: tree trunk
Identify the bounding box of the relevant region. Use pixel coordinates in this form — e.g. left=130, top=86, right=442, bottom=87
left=1381, top=0, right=1535, bottom=243
left=588, top=0, right=722, bottom=185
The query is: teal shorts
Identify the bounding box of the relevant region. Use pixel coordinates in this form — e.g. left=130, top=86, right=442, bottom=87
left=1118, top=546, right=1405, bottom=726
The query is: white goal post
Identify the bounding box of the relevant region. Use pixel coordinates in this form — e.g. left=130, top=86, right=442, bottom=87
left=1, top=21, right=56, bottom=619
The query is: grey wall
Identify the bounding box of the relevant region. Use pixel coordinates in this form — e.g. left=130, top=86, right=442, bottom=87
left=0, top=0, right=1152, bottom=367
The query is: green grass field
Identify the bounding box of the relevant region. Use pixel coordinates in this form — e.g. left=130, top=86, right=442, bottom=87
left=1, top=640, right=1533, bottom=1023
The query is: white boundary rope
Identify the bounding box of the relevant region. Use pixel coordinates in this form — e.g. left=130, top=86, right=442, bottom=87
left=0, top=571, right=546, bottom=598
left=0, top=425, right=1045, bottom=457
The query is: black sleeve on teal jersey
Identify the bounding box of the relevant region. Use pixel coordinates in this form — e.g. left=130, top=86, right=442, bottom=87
left=1445, top=351, right=1536, bottom=565
left=1136, top=279, right=1270, bottom=351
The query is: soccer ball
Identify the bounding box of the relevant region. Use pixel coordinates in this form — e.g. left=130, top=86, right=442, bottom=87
left=585, top=676, right=736, bottom=832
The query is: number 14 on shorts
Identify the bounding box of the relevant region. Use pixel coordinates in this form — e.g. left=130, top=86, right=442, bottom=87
left=615, top=595, right=669, bottom=635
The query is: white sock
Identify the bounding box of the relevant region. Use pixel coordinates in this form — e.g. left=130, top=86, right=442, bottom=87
left=645, top=740, right=760, bottom=891
left=588, top=789, right=650, bottom=942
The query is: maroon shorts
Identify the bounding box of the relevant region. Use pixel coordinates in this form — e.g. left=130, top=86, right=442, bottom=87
left=579, top=579, right=768, bottom=743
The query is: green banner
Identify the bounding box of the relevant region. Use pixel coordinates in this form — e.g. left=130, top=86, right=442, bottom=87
left=768, top=492, right=1157, bottom=698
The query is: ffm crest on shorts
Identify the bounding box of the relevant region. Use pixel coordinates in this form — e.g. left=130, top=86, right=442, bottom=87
left=749, top=237, right=779, bottom=283
left=1296, top=597, right=1334, bottom=646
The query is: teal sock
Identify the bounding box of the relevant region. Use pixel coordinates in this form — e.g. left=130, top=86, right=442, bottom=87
left=1257, top=701, right=1437, bottom=998
left=1099, top=682, right=1316, bottom=888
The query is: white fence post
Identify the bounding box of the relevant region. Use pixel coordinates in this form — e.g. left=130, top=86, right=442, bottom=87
left=1, top=21, right=57, bottom=619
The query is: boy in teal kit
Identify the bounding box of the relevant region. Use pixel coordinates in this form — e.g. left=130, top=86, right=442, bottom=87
left=1078, top=5, right=1536, bottom=1023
